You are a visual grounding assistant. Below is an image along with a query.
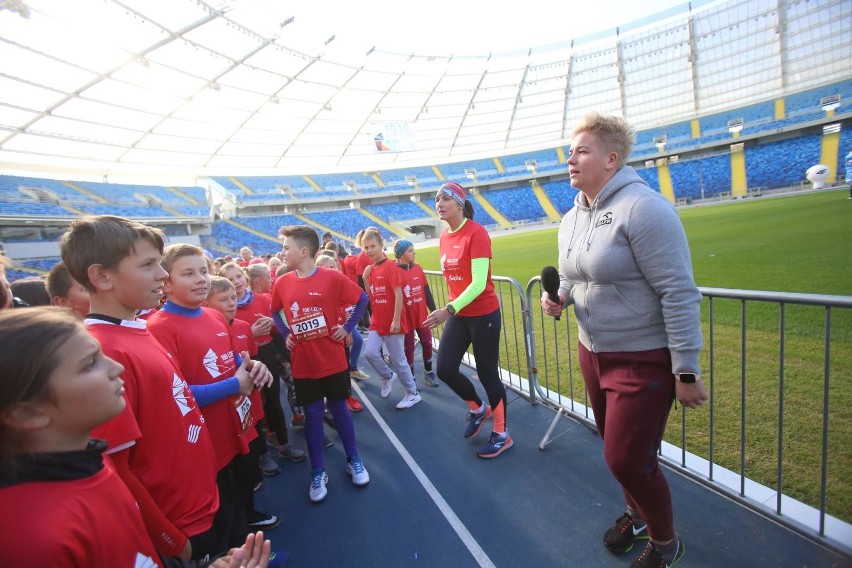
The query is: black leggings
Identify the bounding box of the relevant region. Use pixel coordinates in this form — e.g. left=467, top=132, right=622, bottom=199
left=436, top=308, right=506, bottom=413
left=257, top=342, right=289, bottom=445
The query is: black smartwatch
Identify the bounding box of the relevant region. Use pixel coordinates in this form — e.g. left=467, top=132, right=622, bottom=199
left=677, top=373, right=697, bottom=384
left=445, top=304, right=456, bottom=316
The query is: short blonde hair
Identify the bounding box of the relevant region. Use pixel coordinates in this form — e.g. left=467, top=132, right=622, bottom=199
left=245, top=263, right=270, bottom=281
left=208, top=275, right=235, bottom=296
left=572, top=112, right=635, bottom=169
left=161, top=243, right=206, bottom=274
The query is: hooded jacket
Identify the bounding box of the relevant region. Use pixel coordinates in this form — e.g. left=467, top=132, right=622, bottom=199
left=557, top=166, right=702, bottom=375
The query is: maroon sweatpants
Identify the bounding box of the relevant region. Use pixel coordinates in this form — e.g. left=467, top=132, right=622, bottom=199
left=578, top=343, right=676, bottom=542
left=404, top=326, right=433, bottom=367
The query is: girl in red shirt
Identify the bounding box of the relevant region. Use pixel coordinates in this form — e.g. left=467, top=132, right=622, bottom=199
left=424, top=182, right=511, bottom=459
left=361, top=230, right=421, bottom=409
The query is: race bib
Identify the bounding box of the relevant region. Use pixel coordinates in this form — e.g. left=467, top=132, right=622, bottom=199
left=232, top=395, right=253, bottom=435
left=291, top=311, right=329, bottom=341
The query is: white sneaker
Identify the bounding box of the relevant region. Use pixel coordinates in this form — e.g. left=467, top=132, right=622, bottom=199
left=346, top=456, right=370, bottom=486
left=309, top=470, right=328, bottom=503
left=380, top=372, right=396, bottom=398
left=396, top=390, right=422, bottom=409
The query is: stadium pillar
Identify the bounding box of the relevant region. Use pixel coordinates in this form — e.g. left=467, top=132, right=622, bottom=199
left=820, top=129, right=840, bottom=183
left=655, top=161, right=676, bottom=204
left=730, top=144, right=747, bottom=197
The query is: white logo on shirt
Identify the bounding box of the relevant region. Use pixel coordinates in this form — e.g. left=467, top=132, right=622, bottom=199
left=290, top=301, right=299, bottom=318
left=203, top=348, right=221, bottom=378
left=403, top=284, right=411, bottom=298
left=187, top=424, right=201, bottom=444
left=308, top=292, right=321, bottom=296
left=171, top=373, right=192, bottom=416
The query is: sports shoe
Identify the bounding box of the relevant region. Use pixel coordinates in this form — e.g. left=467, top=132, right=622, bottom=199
left=246, top=510, right=281, bottom=530
left=323, top=435, right=334, bottom=448
left=463, top=406, right=492, bottom=439
left=260, top=452, right=281, bottom=476
left=267, top=550, right=291, bottom=568
left=603, top=512, right=648, bottom=554
left=422, top=370, right=439, bottom=387
left=476, top=431, right=513, bottom=458
left=347, top=395, right=363, bottom=412
left=253, top=480, right=263, bottom=492
left=309, top=469, right=329, bottom=503
left=380, top=372, right=397, bottom=398
left=630, top=539, right=685, bottom=568
left=291, top=412, right=305, bottom=428
left=346, top=456, right=370, bottom=486
left=279, top=443, right=306, bottom=463
left=350, top=368, right=369, bottom=381
left=396, top=390, right=422, bottom=409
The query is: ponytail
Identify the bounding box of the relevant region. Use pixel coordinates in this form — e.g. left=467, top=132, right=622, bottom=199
left=463, top=200, right=475, bottom=220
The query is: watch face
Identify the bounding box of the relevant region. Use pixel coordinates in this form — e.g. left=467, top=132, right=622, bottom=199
left=679, top=373, right=697, bottom=384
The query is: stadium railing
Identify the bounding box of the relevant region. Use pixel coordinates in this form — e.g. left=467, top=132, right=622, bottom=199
left=422, top=269, right=852, bottom=558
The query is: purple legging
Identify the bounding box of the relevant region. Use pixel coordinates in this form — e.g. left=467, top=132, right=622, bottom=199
left=577, top=343, right=676, bottom=542
left=304, top=397, right=358, bottom=471
left=404, top=326, right=433, bottom=367
left=349, top=329, right=363, bottom=370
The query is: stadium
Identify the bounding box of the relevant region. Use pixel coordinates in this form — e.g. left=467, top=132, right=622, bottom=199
left=1, top=0, right=851, bottom=566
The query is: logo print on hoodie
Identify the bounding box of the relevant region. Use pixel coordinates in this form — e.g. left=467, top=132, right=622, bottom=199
left=595, top=212, right=613, bottom=228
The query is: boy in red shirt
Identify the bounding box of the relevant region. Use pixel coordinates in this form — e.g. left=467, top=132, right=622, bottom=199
left=271, top=225, right=370, bottom=503
left=148, top=244, right=275, bottom=549
left=393, top=240, right=439, bottom=387
left=361, top=230, right=421, bottom=409
left=60, top=216, right=220, bottom=560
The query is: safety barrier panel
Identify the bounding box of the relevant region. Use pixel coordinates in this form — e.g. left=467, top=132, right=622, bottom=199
left=424, top=269, right=852, bottom=557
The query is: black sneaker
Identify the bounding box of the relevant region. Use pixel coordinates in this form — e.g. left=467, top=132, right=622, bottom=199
left=247, top=510, right=281, bottom=530
left=603, top=512, right=648, bottom=554
left=630, top=539, right=685, bottom=568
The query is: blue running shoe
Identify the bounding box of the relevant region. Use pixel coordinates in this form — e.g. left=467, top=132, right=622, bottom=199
left=463, top=406, right=492, bottom=439
left=476, top=431, right=513, bottom=458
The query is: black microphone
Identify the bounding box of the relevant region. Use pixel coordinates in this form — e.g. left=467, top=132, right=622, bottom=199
left=540, top=265, right=562, bottom=321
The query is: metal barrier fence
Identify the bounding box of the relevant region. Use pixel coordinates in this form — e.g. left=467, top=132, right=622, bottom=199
left=424, top=269, right=852, bottom=556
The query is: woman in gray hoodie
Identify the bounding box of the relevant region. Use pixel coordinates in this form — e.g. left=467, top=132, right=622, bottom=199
left=541, top=113, right=707, bottom=568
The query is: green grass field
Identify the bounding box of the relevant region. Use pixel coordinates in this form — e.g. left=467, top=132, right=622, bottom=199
left=414, top=189, right=852, bottom=522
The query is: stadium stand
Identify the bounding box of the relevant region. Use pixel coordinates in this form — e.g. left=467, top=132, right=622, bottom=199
left=539, top=181, right=578, bottom=216
left=635, top=166, right=661, bottom=194
left=745, top=133, right=822, bottom=190
left=301, top=209, right=393, bottom=241
left=364, top=201, right=430, bottom=222
left=481, top=187, right=547, bottom=223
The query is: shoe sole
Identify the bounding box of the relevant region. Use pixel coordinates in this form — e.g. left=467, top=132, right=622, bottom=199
left=262, top=468, right=281, bottom=477
left=282, top=453, right=306, bottom=463
left=347, top=470, right=370, bottom=487
left=476, top=436, right=513, bottom=459
left=603, top=534, right=648, bottom=555
left=463, top=409, right=492, bottom=439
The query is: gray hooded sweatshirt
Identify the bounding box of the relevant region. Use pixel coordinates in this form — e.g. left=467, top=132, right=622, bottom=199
left=557, top=166, right=703, bottom=375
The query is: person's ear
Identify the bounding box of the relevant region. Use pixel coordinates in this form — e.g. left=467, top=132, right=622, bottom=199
left=2, top=402, right=51, bottom=432
left=87, top=264, right=114, bottom=292
left=605, top=151, right=619, bottom=170
left=52, top=296, right=70, bottom=309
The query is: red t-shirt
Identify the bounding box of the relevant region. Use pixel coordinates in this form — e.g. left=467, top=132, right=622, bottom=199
left=439, top=219, right=500, bottom=316
left=236, top=292, right=274, bottom=347
left=232, top=317, right=265, bottom=424
left=399, top=262, right=430, bottom=330
left=355, top=250, right=371, bottom=277
left=367, top=258, right=409, bottom=336
left=148, top=308, right=253, bottom=471
left=85, top=320, right=218, bottom=539
left=271, top=266, right=363, bottom=379
left=0, top=459, right=161, bottom=567
left=341, top=255, right=359, bottom=285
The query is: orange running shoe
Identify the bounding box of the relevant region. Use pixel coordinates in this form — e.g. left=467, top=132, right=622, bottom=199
left=347, top=395, right=363, bottom=412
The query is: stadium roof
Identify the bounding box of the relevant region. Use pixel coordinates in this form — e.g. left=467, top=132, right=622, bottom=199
left=0, top=0, right=850, bottom=179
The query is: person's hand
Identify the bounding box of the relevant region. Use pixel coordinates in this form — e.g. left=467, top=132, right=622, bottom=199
left=390, top=319, right=400, bottom=334
left=234, top=357, right=255, bottom=396
left=363, top=265, right=373, bottom=281
left=423, top=307, right=451, bottom=329
left=210, top=531, right=272, bottom=568
left=540, top=291, right=564, bottom=318
left=246, top=359, right=273, bottom=389
left=285, top=333, right=295, bottom=350
left=251, top=317, right=273, bottom=338
left=676, top=376, right=708, bottom=409
left=345, top=332, right=353, bottom=347
left=331, top=324, right=348, bottom=341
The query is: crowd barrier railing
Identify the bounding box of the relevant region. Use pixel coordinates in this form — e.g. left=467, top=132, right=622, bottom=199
left=424, top=269, right=851, bottom=557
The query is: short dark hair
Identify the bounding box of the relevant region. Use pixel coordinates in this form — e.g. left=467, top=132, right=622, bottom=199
left=60, top=215, right=164, bottom=292
left=280, top=225, right=320, bottom=257
left=10, top=277, right=50, bottom=307
left=46, top=261, right=74, bottom=299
